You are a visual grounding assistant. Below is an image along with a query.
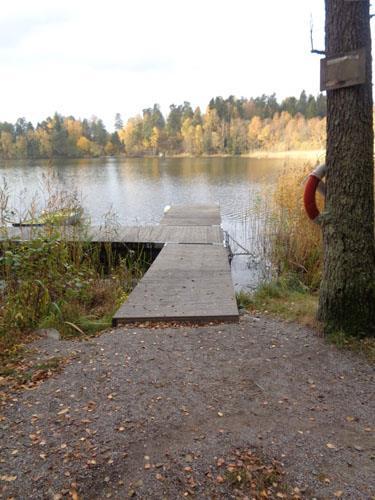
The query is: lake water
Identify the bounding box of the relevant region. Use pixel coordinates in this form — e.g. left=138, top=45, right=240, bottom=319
left=0, top=156, right=301, bottom=290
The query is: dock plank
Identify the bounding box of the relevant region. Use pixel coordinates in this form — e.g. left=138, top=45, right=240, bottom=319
left=112, top=243, right=238, bottom=325
left=161, top=204, right=221, bottom=226
left=1, top=225, right=223, bottom=245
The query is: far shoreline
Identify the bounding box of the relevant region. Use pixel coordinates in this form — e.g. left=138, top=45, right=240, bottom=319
left=156, top=149, right=326, bottom=161
left=241, top=149, right=325, bottom=161
left=0, top=149, right=326, bottom=163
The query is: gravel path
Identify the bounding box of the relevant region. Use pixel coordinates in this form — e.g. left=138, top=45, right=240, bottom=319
left=0, top=314, right=374, bottom=499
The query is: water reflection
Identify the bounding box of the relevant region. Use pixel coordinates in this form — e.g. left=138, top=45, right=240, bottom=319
left=0, top=156, right=298, bottom=290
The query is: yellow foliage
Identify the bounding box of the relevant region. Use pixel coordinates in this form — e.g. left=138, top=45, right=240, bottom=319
left=76, top=136, right=91, bottom=154
left=267, top=164, right=323, bottom=289
left=194, top=125, right=203, bottom=155
left=104, top=142, right=116, bottom=155
left=248, top=114, right=326, bottom=152
left=150, top=127, right=160, bottom=152
left=248, top=116, right=263, bottom=149
left=36, top=129, right=53, bottom=158
left=1, top=132, right=15, bottom=159
left=118, top=116, right=143, bottom=154
left=64, top=119, right=83, bottom=140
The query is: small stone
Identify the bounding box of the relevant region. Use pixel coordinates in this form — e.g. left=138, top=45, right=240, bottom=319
left=36, top=328, right=61, bottom=340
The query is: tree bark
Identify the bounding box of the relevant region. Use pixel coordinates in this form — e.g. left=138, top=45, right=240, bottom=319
left=318, top=0, right=375, bottom=336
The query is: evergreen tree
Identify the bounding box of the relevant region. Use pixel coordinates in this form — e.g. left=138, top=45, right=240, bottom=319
left=114, top=113, right=123, bottom=131
left=318, top=0, right=375, bottom=336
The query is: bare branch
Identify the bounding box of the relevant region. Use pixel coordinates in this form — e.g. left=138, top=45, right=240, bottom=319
left=310, top=14, right=326, bottom=55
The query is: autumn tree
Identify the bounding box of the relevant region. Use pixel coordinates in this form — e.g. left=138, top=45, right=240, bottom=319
left=318, top=0, right=375, bottom=336
left=0, top=93, right=327, bottom=160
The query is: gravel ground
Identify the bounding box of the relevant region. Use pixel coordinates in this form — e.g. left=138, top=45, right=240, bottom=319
left=0, top=314, right=374, bottom=499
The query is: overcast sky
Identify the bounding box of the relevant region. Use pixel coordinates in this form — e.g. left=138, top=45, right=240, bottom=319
left=1, top=0, right=329, bottom=130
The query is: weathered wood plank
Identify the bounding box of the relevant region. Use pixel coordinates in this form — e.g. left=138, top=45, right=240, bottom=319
left=1, top=224, right=223, bottom=245
left=112, top=243, right=238, bottom=325
left=161, top=204, right=221, bottom=226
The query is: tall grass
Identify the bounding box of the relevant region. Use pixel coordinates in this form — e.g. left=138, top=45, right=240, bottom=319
left=239, top=163, right=323, bottom=325
left=0, top=180, right=148, bottom=359
left=264, top=163, right=323, bottom=290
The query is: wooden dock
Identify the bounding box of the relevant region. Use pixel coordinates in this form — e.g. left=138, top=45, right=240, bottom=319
left=3, top=223, right=222, bottom=245
left=1, top=205, right=239, bottom=325
left=112, top=204, right=238, bottom=325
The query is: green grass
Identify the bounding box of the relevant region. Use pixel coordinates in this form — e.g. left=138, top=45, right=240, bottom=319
left=239, top=275, right=319, bottom=328
left=240, top=275, right=375, bottom=363
left=327, top=330, right=375, bottom=363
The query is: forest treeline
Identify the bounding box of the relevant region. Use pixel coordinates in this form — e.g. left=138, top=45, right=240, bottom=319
left=0, top=91, right=326, bottom=160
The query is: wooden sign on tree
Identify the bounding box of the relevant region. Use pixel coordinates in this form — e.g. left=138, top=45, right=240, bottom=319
left=320, top=48, right=366, bottom=91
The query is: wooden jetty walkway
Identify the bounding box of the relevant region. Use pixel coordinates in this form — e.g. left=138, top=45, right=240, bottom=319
left=2, top=205, right=239, bottom=325
left=112, top=205, right=239, bottom=325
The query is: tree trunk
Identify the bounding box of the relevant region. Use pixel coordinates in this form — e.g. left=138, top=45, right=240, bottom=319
left=318, top=0, right=375, bottom=336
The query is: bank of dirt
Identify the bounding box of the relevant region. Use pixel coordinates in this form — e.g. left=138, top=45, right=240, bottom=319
left=0, top=314, right=374, bottom=499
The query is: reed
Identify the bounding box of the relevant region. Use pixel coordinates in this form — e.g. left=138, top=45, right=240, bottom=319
left=0, top=180, right=148, bottom=359
left=264, top=162, right=323, bottom=290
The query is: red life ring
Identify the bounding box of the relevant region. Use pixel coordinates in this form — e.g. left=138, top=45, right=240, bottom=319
left=303, top=164, right=326, bottom=221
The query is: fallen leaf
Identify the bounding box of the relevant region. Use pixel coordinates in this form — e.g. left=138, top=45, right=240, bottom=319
left=57, top=408, right=70, bottom=415
left=70, top=488, right=79, bottom=500
left=216, top=475, right=225, bottom=484
left=0, top=475, right=17, bottom=482
left=326, top=443, right=337, bottom=449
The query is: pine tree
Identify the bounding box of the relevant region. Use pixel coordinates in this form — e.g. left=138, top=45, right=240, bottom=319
left=318, top=0, right=375, bottom=337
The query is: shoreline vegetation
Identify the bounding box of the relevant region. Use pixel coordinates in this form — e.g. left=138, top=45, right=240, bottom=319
left=236, top=161, right=375, bottom=359
left=243, top=148, right=325, bottom=160
left=0, top=91, right=326, bottom=161
left=0, top=184, right=149, bottom=363
left=0, top=149, right=326, bottom=162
